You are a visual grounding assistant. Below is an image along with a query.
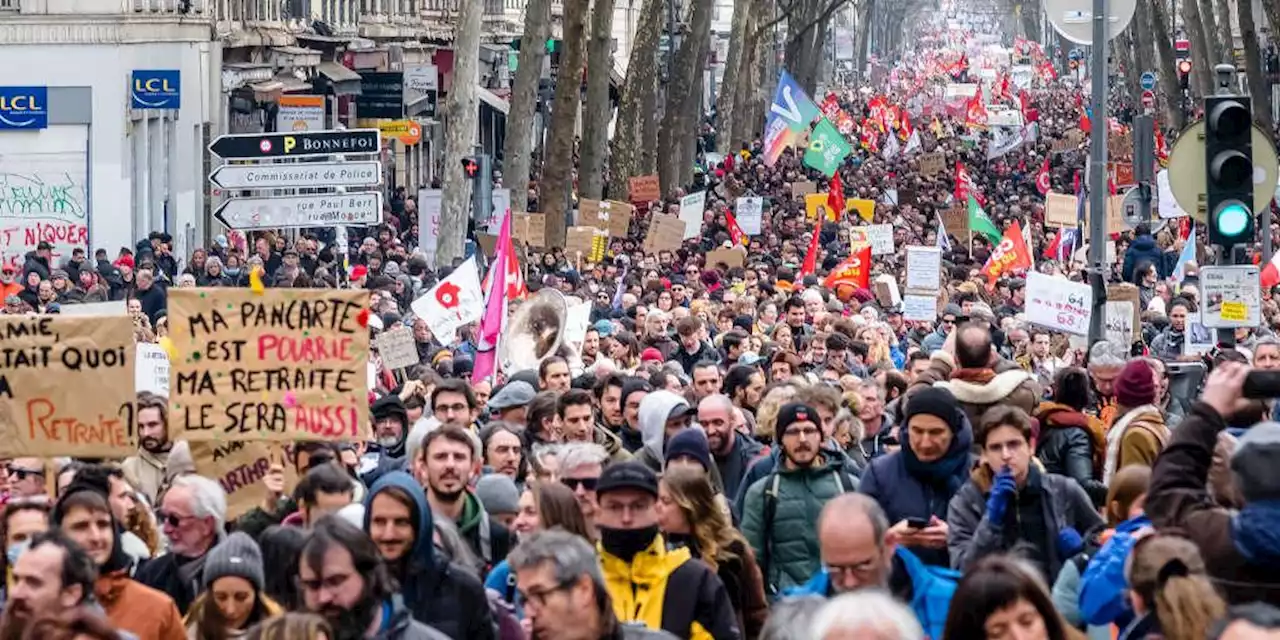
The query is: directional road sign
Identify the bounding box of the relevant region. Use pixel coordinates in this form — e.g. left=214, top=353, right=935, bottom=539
left=1140, top=72, right=1157, bottom=91
left=1167, top=120, right=1280, bottom=222
left=213, top=192, right=383, bottom=230
left=209, top=161, right=382, bottom=190
left=208, top=129, right=381, bottom=160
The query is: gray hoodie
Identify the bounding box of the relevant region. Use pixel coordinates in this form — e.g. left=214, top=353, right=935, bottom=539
left=635, top=390, right=692, bottom=469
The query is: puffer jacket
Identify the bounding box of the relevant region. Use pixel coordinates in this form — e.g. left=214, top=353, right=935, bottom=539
left=1033, top=402, right=1108, bottom=506
left=741, top=454, right=857, bottom=594
left=599, top=536, right=741, bottom=640
left=1122, top=234, right=1165, bottom=281
left=947, top=463, right=1104, bottom=581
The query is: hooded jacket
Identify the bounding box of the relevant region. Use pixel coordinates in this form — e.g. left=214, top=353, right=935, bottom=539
left=121, top=447, right=169, bottom=504
left=919, top=352, right=1041, bottom=426
left=636, top=391, right=691, bottom=472
left=363, top=472, right=496, bottom=640
left=599, top=535, right=740, bottom=640
left=1102, top=405, right=1167, bottom=484
left=372, top=595, right=453, bottom=640
left=455, top=490, right=513, bottom=572
left=1122, top=234, right=1165, bottom=281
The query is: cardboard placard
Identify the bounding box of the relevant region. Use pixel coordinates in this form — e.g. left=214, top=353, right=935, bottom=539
left=644, top=215, right=686, bottom=253
left=629, top=175, right=661, bottom=203
left=1084, top=194, right=1127, bottom=235
left=604, top=202, right=634, bottom=238
left=511, top=213, right=547, bottom=248
left=1109, top=162, right=1135, bottom=188
left=191, top=440, right=298, bottom=521
left=791, top=181, right=817, bottom=197
left=373, top=325, right=419, bottom=370
left=565, top=226, right=598, bottom=259
left=579, top=199, right=635, bottom=238
left=941, top=206, right=969, bottom=238
left=848, top=198, right=876, bottom=223
left=0, top=315, right=136, bottom=457
left=1106, top=282, right=1142, bottom=343
left=1044, top=192, right=1079, bottom=227
left=706, top=248, right=746, bottom=268
left=919, top=152, right=946, bottom=177
left=475, top=233, right=498, bottom=257
left=167, top=288, right=372, bottom=442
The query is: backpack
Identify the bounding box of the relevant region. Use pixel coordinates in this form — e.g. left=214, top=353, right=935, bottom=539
left=759, top=469, right=856, bottom=595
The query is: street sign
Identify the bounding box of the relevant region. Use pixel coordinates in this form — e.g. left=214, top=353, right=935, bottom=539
left=1140, top=72, right=1157, bottom=91
left=1141, top=90, right=1156, bottom=109
left=1045, top=0, right=1137, bottom=44
left=1167, top=120, right=1280, bottom=222
left=213, top=193, right=383, bottom=230
left=208, top=161, right=382, bottom=190
left=208, top=129, right=381, bottom=159
left=1121, top=188, right=1146, bottom=228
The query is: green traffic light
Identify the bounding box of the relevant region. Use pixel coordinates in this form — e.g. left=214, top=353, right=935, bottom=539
left=1216, top=202, right=1251, bottom=237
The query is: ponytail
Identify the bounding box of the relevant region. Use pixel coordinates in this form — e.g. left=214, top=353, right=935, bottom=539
left=1128, top=536, right=1227, bottom=640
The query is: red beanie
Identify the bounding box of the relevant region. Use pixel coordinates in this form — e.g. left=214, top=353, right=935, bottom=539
left=640, top=347, right=664, bottom=363
left=1114, top=360, right=1157, bottom=407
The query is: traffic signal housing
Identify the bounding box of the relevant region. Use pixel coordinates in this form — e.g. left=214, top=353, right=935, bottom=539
left=461, top=154, right=492, bottom=223
left=1204, top=95, right=1254, bottom=248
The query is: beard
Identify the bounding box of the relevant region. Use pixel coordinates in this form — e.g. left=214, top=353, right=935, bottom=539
left=0, top=599, right=32, bottom=640
left=141, top=437, right=170, bottom=454
left=319, top=594, right=379, bottom=640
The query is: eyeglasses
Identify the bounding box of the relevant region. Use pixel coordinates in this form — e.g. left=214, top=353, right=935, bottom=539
left=782, top=426, right=822, bottom=439
left=824, top=557, right=881, bottom=580
left=156, top=510, right=196, bottom=528
left=6, top=466, right=42, bottom=480
left=518, top=577, right=577, bottom=609
left=560, top=476, right=598, bottom=492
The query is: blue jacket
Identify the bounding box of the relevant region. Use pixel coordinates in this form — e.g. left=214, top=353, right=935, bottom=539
left=921, top=328, right=947, bottom=355
left=784, top=547, right=958, bottom=640
left=1122, top=234, right=1164, bottom=281
left=1079, top=514, right=1152, bottom=626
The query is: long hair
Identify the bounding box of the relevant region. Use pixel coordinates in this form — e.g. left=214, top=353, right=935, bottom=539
left=1103, top=465, right=1150, bottom=526
left=660, top=465, right=742, bottom=571
left=1127, top=535, right=1226, bottom=640
left=187, top=588, right=277, bottom=640
left=942, top=555, right=1079, bottom=640
left=531, top=481, right=592, bottom=540
left=244, top=613, right=333, bottom=640
left=257, top=526, right=307, bottom=611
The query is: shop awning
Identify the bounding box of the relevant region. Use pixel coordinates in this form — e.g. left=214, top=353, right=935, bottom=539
left=477, top=86, right=509, bottom=116
left=316, top=62, right=362, bottom=96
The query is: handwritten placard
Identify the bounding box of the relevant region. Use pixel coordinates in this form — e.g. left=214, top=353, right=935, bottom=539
left=1106, top=284, right=1142, bottom=343
left=905, top=245, right=943, bottom=292
left=941, top=206, right=968, bottom=238
left=579, top=199, right=635, bottom=238
left=629, top=175, right=661, bottom=203
left=168, top=288, right=371, bottom=442
left=191, top=440, right=298, bottom=521
left=644, top=215, right=686, bottom=253
left=903, top=294, right=937, bottom=321
left=919, top=152, right=946, bottom=177
left=1026, top=271, right=1093, bottom=336
left=565, top=226, right=598, bottom=260
left=1044, top=192, right=1079, bottom=228
left=0, top=315, right=136, bottom=457
left=736, top=197, right=764, bottom=235
left=373, top=325, right=419, bottom=370
left=866, top=224, right=895, bottom=255
left=511, top=213, right=547, bottom=248
left=135, top=343, right=171, bottom=395
left=1105, top=300, right=1135, bottom=346
left=791, top=181, right=817, bottom=197
left=706, top=248, right=746, bottom=268
left=679, top=191, right=707, bottom=239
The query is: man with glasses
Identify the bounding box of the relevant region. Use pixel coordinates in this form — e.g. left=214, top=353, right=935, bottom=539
left=742, top=403, right=857, bottom=596
left=6, top=459, right=46, bottom=501
left=921, top=304, right=961, bottom=355
left=136, top=474, right=226, bottom=614
left=787, top=494, right=958, bottom=640
left=594, top=461, right=739, bottom=640
left=300, top=516, right=450, bottom=639
left=556, top=443, right=609, bottom=537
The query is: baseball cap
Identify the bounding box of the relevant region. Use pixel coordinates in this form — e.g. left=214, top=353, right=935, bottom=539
left=596, top=461, right=659, bottom=498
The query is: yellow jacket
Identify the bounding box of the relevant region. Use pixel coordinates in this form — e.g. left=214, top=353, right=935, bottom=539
left=599, top=535, right=741, bottom=640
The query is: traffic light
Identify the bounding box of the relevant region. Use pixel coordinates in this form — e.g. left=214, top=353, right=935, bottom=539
left=1178, top=60, right=1192, bottom=90
left=462, top=154, right=492, bottom=223
left=1204, top=95, right=1254, bottom=247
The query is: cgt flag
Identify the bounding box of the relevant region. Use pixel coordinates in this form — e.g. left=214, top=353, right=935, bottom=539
left=981, top=220, right=1033, bottom=283
left=824, top=244, right=872, bottom=290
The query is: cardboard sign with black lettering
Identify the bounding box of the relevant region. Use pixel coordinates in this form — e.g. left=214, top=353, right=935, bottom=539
left=167, top=288, right=371, bottom=442
left=919, top=152, right=946, bottom=177
left=644, top=215, right=686, bottom=253
left=0, top=315, right=135, bottom=457
left=579, top=199, right=635, bottom=238
left=511, top=213, right=546, bottom=248
left=941, top=206, right=969, bottom=238
left=191, top=440, right=298, bottom=520
left=629, top=175, right=661, bottom=203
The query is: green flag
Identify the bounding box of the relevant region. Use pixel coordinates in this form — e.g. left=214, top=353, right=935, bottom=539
left=803, top=118, right=851, bottom=178
left=968, top=195, right=1002, bottom=243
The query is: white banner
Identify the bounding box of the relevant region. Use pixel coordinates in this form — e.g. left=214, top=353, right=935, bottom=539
left=1025, top=271, right=1093, bottom=336
left=679, top=191, right=707, bottom=239
left=417, top=188, right=443, bottom=265
left=903, top=294, right=936, bottom=321
left=411, top=256, right=484, bottom=343
left=866, top=224, right=895, bottom=255
left=135, top=343, right=170, bottom=395
left=736, top=197, right=763, bottom=235
left=905, top=246, right=943, bottom=292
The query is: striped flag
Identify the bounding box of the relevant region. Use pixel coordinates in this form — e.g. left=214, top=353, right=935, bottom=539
left=937, top=217, right=952, bottom=252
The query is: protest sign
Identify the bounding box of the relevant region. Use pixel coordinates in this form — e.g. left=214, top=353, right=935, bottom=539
left=136, top=343, right=170, bottom=395
left=903, top=294, right=937, bottom=321
left=579, top=199, right=635, bottom=238
left=0, top=315, right=135, bottom=457
left=706, top=248, right=746, bottom=269
left=412, top=256, right=483, bottom=344
left=848, top=198, right=876, bottom=223
left=167, top=288, right=371, bottom=442
left=191, top=440, right=297, bottom=521
left=59, top=301, right=127, bottom=316
left=644, top=215, right=685, bottom=253
left=873, top=274, right=902, bottom=308
left=1106, top=284, right=1142, bottom=344
left=1200, top=265, right=1261, bottom=328
left=806, top=193, right=834, bottom=221
left=565, top=226, right=598, bottom=260
left=905, top=246, right=943, bottom=292
left=790, top=181, right=817, bottom=197
left=941, top=206, right=968, bottom=238
left=1185, top=321, right=1216, bottom=355
left=1083, top=194, right=1127, bottom=235
left=511, top=213, right=547, bottom=248
left=629, top=175, right=660, bottom=203
left=1105, top=300, right=1136, bottom=346
left=919, top=152, right=946, bottom=177
left=1044, top=192, right=1079, bottom=227
left=866, top=224, right=895, bottom=255
left=736, top=197, right=764, bottom=235
left=373, top=325, right=419, bottom=370
left=679, top=191, right=707, bottom=239
left=1025, top=272, right=1092, bottom=335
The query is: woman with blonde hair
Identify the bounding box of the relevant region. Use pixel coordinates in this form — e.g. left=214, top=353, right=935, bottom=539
left=245, top=613, right=333, bottom=640
left=658, top=465, right=768, bottom=639
left=1121, top=534, right=1226, bottom=640
left=752, top=384, right=798, bottom=445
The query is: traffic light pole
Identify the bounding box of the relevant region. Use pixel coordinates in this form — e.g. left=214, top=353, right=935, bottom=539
left=1086, top=0, right=1110, bottom=345
left=1212, top=64, right=1243, bottom=349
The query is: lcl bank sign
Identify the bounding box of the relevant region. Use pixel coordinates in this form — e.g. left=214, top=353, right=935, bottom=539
left=0, top=87, right=48, bottom=129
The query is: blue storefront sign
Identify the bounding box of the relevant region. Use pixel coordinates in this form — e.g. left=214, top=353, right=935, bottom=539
left=0, top=87, right=48, bottom=130
left=131, top=70, right=180, bottom=109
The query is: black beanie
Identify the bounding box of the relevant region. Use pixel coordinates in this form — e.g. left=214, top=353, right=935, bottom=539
left=902, top=387, right=962, bottom=433
left=619, top=378, right=653, bottom=413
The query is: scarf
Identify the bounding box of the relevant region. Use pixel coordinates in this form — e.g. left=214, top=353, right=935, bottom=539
left=1102, top=405, right=1163, bottom=484
left=951, top=367, right=996, bottom=385
left=902, top=424, right=973, bottom=495
left=1233, top=500, right=1280, bottom=564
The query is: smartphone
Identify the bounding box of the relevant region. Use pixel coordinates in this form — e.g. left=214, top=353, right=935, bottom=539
left=1243, top=371, right=1280, bottom=399
left=906, top=517, right=930, bottom=529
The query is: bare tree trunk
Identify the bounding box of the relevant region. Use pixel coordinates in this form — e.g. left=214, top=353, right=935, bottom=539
left=730, top=0, right=766, bottom=149
left=1149, top=0, right=1185, bottom=127
left=437, top=0, right=483, bottom=265
left=856, top=0, right=876, bottom=80
left=608, top=0, right=663, bottom=200
left=678, top=24, right=711, bottom=186
left=539, top=0, right=589, bottom=246
left=1214, top=0, right=1235, bottom=63
left=1198, top=0, right=1226, bottom=63
left=1131, top=0, right=1154, bottom=78
left=659, top=0, right=713, bottom=198
left=1264, top=0, right=1280, bottom=43
left=503, top=0, right=551, bottom=215
left=1240, top=0, right=1274, bottom=127
left=1184, top=0, right=1216, bottom=97
left=716, top=0, right=752, bottom=153
left=1020, top=0, right=1041, bottom=41
left=1115, top=30, right=1138, bottom=102
left=580, top=0, right=616, bottom=200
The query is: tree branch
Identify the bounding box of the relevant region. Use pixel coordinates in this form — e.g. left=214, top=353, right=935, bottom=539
left=787, top=0, right=851, bottom=43
left=749, top=0, right=799, bottom=40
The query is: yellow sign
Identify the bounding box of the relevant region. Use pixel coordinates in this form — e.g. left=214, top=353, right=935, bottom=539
left=1221, top=301, right=1247, bottom=322
left=378, top=120, right=422, bottom=145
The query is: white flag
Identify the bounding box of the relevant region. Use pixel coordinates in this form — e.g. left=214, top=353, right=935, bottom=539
left=882, top=133, right=901, bottom=160
left=903, top=129, right=922, bottom=155
left=986, top=126, right=1024, bottom=160
left=411, top=256, right=485, bottom=344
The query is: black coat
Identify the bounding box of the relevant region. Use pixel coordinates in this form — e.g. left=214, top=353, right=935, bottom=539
left=136, top=283, right=167, bottom=324
left=134, top=552, right=199, bottom=615
left=1033, top=404, right=1107, bottom=507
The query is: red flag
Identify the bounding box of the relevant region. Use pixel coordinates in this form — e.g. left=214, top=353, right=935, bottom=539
left=823, top=245, right=872, bottom=290
left=1155, top=125, right=1170, bottom=166
left=1036, top=157, right=1051, bottom=196
left=1263, top=252, right=1280, bottom=291
left=797, top=217, right=822, bottom=279
left=1042, top=227, right=1063, bottom=260
left=981, top=221, right=1033, bottom=283
left=965, top=87, right=989, bottom=128
left=899, top=111, right=915, bottom=141
left=827, top=173, right=845, bottom=220
left=726, top=210, right=748, bottom=246
left=955, top=162, right=986, bottom=207
left=1078, top=108, right=1091, bottom=132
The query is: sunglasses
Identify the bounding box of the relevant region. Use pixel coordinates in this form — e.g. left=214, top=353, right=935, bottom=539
left=560, top=476, right=599, bottom=492
left=6, top=466, right=42, bottom=480
left=156, top=510, right=194, bottom=528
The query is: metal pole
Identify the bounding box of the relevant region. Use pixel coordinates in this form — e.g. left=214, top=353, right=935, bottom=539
left=1134, top=114, right=1154, bottom=221
left=1086, top=0, right=1110, bottom=344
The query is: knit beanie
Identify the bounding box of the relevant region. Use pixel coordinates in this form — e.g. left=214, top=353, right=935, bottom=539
left=775, top=402, right=822, bottom=435
left=202, top=531, right=264, bottom=592
left=902, top=387, right=962, bottom=433
left=1113, top=360, right=1157, bottom=407
left=664, top=428, right=713, bottom=473
left=475, top=474, right=521, bottom=516
left=1232, top=422, right=1280, bottom=502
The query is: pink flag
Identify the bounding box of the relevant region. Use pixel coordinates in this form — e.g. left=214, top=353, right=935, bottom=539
left=472, top=209, right=514, bottom=383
